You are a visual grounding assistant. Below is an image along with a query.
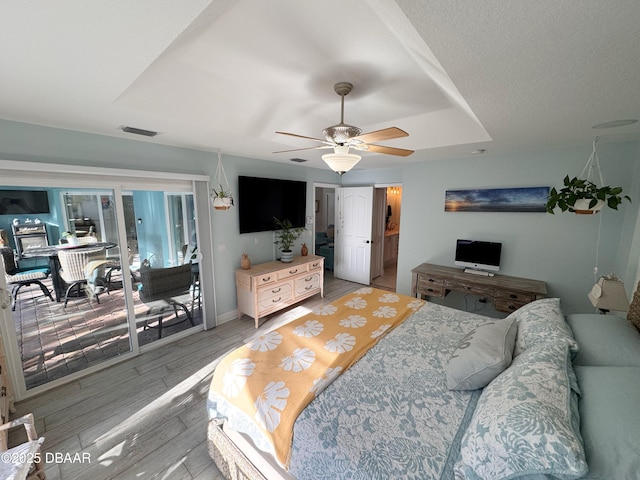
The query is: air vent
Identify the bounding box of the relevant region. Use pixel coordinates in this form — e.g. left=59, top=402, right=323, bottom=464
left=119, top=125, right=158, bottom=137
left=290, top=158, right=308, bottom=163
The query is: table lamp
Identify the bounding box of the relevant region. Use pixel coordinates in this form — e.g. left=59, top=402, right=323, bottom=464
left=587, top=274, right=630, bottom=313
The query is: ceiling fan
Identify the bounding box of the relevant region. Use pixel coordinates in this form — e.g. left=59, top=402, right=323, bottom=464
left=275, top=82, right=414, bottom=174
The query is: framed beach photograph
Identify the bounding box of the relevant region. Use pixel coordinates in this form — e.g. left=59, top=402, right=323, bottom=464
left=445, top=186, right=550, bottom=212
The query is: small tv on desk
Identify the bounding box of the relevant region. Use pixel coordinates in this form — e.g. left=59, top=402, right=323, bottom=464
left=454, top=239, right=502, bottom=274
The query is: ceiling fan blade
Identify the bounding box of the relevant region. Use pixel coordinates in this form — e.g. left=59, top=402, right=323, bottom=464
left=353, top=127, right=409, bottom=143
left=366, top=143, right=414, bottom=157
left=273, top=145, right=333, bottom=154
left=275, top=131, right=332, bottom=145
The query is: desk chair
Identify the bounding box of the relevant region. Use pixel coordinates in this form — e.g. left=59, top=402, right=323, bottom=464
left=0, top=247, right=53, bottom=311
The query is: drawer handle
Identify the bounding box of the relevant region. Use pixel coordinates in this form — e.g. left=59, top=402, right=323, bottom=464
left=289, top=269, right=298, bottom=274
left=509, top=294, right=518, bottom=299
left=465, top=286, right=471, bottom=290
left=272, top=287, right=281, bottom=294
left=427, top=288, right=435, bottom=293
left=262, top=276, right=271, bottom=282
left=305, top=276, right=313, bottom=282
left=428, top=278, right=435, bottom=283
left=305, top=285, right=314, bottom=291
left=1, top=386, right=5, bottom=397
left=272, top=297, right=282, bottom=303
left=313, top=262, right=319, bottom=267
left=508, top=305, right=516, bottom=310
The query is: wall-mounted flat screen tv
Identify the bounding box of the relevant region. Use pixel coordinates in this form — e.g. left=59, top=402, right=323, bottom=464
left=0, top=189, right=51, bottom=215
left=455, top=239, right=502, bottom=272
left=238, top=176, right=307, bottom=233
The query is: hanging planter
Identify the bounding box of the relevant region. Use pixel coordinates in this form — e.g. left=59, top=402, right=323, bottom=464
left=546, top=137, right=630, bottom=214
left=211, top=150, right=234, bottom=211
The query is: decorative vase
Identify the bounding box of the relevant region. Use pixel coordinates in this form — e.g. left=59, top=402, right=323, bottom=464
left=280, top=250, right=294, bottom=263
left=300, top=243, right=308, bottom=256
left=573, top=199, right=604, bottom=215
left=212, top=197, right=232, bottom=210
left=241, top=253, right=251, bottom=270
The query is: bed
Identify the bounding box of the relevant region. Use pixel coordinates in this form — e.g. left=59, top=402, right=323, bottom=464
left=207, top=286, right=640, bottom=480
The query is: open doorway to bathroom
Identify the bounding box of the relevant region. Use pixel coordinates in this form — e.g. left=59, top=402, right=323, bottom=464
left=314, top=186, right=335, bottom=276
left=371, top=185, right=402, bottom=291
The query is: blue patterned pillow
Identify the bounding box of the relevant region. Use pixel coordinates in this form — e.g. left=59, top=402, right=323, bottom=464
left=457, top=342, right=588, bottom=480
left=508, top=298, right=578, bottom=357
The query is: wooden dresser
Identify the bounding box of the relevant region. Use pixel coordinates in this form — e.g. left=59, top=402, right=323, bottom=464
left=236, top=255, right=324, bottom=328
left=411, top=263, right=546, bottom=314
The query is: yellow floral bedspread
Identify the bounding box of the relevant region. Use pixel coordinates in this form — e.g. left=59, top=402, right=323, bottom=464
left=209, top=287, right=425, bottom=467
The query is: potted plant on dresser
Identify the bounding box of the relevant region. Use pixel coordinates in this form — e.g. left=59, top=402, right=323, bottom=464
left=273, top=217, right=306, bottom=263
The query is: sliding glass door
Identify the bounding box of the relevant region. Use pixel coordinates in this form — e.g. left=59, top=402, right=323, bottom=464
left=0, top=174, right=207, bottom=396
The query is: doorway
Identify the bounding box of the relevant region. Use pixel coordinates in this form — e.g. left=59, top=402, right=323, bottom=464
left=314, top=186, right=336, bottom=275
left=316, top=184, right=402, bottom=290
left=0, top=172, right=210, bottom=399
left=371, top=185, right=402, bottom=291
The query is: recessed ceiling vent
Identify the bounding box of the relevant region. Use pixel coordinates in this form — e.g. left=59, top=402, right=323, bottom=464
left=119, top=125, right=158, bottom=137
left=290, top=158, right=308, bottom=163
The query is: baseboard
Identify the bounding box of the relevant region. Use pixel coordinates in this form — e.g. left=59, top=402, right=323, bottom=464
left=216, top=309, right=239, bottom=326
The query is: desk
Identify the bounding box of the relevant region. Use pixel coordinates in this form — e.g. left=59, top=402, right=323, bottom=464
left=411, top=263, right=547, bottom=313
left=23, top=242, right=117, bottom=302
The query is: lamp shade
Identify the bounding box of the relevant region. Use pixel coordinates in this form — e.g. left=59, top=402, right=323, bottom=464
left=321, top=152, right=361, bottom=175
left=588, top=275, right=630, bottom=312
left=322, top=145, right=361, bottom=175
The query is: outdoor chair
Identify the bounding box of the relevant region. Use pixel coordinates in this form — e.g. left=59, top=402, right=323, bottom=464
left=58, top=246, right=107, bottom=307
left=0, top=246, right=53, bottom=311
left=138, top=262, right=195, bottom=339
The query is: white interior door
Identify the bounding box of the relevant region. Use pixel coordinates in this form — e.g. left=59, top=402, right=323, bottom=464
left=334, top=186, right=373, bottom=284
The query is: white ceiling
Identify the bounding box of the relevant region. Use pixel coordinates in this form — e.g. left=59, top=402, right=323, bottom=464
left=1, top=0, right=639, bottom=172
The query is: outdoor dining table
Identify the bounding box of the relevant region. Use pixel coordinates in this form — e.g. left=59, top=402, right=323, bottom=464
left=22, top=242, right=117, bottom=302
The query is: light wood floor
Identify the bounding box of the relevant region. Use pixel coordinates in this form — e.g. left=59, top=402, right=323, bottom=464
left=11, top=273, right=364, bottom=480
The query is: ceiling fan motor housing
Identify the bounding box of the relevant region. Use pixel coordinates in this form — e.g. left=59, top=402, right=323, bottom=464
left=323, top=123, right=362, bottom=144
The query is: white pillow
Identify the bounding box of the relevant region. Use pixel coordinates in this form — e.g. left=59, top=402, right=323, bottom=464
left=445, top=318, right=517, bottom=390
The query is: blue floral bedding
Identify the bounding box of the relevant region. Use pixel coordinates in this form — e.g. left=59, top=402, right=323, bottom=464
left=287, top=302, right=490, bottom=480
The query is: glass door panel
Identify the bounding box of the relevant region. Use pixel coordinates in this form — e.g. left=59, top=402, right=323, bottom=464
left=1, top=187, right=132, bottom=390
left=131, top=190, right=201, bottom=348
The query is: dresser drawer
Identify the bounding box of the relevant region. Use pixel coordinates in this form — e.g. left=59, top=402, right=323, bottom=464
left=308, top=259, right=323, bottom=271
left=277, top=265, right=306, bottom=280
left=417, top=275, right=444, bottom=288
left=494, top=298, right=527, bottom=313
left=423, top=286, right=447, bottom=298
left=295, top=273, right=321, bottom=295
left=255, top=272, right=278, bottom=286
left=495, top=289, right=535, bottom=304
left=445, top=279, right=495, bottom=297
left=258, top=283, right=292, bottom=301
left=258, top=284, right=293, bottom=312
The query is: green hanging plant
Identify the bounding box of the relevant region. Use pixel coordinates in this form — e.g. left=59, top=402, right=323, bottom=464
left=546, top=175, right=630, bottom=214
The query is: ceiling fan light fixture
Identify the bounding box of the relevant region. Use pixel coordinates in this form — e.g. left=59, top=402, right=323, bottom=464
left=323, top=124, right=362, bottom=144
left=322, top=151, right=361, bottom=175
